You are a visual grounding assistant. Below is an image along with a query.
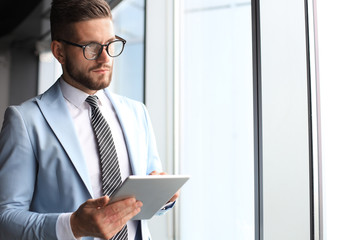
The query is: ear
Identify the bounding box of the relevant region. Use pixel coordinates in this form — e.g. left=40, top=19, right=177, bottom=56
left=51, top=40, right=65, bottom=64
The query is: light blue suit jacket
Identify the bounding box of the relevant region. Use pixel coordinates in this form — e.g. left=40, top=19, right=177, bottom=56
left=0, top=80, right=165, bottom=240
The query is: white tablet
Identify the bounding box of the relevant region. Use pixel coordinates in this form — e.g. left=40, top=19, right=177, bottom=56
left=109, top=175, right=190, bottom=220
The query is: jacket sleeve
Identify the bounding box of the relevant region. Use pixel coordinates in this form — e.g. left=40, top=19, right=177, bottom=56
left=0, top=106, right=59, bottom=240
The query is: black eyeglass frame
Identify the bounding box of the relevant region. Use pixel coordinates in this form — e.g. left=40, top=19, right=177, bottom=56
left=58, top=35, right=126, bottom=60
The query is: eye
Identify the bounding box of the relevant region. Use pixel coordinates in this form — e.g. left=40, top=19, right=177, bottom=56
left=107, top=40, right=125, bottom=57
left=85, top=43, right=102, bottom=59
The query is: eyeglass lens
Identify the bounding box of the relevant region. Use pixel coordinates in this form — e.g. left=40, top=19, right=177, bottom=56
left=84, top=41, right=124, bottom=60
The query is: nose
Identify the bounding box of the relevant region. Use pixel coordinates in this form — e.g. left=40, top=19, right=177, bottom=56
left=96, top=46, right=111, bottom=63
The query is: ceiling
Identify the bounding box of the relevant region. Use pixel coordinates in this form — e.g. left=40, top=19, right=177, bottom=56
left=0, top=0, right=43, bottom=38
left=0, top=0, right=122, bottom=50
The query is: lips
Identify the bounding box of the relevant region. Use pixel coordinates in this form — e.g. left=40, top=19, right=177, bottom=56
left=93, top=68, right=109, bottom=73
left=91, top=65, right=111, bottom=73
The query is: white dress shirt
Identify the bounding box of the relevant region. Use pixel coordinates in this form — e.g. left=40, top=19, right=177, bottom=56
left=55, top=78, right=138, bottom=240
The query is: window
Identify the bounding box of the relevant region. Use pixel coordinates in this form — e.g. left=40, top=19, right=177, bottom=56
left=111, top=0, right=145, bottom=102
left=260, top=0, right=312, bottom=239
left=147, top=1, right=317, bottom=239
left=178, top=1, right=255, bottom=239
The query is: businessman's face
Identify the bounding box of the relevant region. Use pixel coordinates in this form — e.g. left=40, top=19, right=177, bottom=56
left=57, top=18, right=116, bottom=94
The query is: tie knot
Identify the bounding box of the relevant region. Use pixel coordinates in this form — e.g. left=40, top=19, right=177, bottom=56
left=86, top=95, right=99, bottom=108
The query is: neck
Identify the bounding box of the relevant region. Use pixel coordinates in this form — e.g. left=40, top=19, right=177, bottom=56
left=61, top=74, right=98, bottom=95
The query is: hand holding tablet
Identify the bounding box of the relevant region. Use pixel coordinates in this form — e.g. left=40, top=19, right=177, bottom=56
left=109, top=175, right=190, bottom=220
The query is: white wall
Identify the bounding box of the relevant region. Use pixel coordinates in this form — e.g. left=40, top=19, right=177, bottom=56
left=317, top=1, right=360, bottom=239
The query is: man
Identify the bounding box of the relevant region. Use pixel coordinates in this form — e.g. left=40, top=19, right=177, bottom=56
left=0, top=0, right=177, bottom=239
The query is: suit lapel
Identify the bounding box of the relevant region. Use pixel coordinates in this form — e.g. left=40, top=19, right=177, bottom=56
left=105, top=90, right=141, bottom=175
left=36, top=80, right=93, bottom=197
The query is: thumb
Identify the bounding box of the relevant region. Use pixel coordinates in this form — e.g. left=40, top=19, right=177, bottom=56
left=87, top=196, right=110, bottom=208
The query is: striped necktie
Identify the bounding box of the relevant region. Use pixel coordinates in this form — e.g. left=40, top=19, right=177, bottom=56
left=86, top=95, right=128, bottom=240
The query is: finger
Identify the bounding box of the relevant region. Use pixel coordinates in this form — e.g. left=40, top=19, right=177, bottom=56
left=85, top=196, right=110, bottom=208
left=149, top=171, right=158, bottom=175
left=121, top=201, right=143, bottom=222
left=118, top=199, right=142, bottom=219
left=105, top=199, right=142, bottom=229
left=149, top=171, right=168, bottom=175
left=128, top=203, right=142, bottom=218
left=92, top=196, right=110, bottom=208
left=169, top=190, right=180, bottom=202
left=135, top=200, right=143, bottom=208
left=106, top=198, right=137, bottom=215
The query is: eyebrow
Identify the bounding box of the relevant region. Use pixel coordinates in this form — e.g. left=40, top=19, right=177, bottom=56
left=79, top=36, right=117, bottom=45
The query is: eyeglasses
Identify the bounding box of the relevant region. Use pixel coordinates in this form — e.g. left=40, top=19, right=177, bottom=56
left=59, top=36, right=126, bottom=60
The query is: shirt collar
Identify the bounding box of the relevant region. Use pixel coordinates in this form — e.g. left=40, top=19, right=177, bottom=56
left=59, top=77, right=106, bottom=109
left=95, top=89, right=108, bottom=107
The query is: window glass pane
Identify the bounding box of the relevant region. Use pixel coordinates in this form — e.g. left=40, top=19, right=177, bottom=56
left=38, top=51, right=62, bottom=94
left=111, top=0, right=145, bottom=102
left=259, top=0, right=311, bottom=239
left=179, top=1, right=254, bottom=239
